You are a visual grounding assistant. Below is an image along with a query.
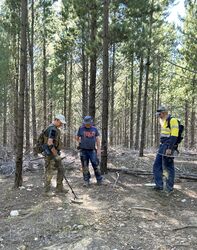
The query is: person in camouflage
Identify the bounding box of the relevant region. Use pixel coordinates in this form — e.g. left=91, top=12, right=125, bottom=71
left=43, top=114, right=67, bottom=194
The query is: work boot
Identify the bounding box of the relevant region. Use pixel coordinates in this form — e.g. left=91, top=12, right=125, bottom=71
left=153, top=186, right=163, bottom=191
left=55, top=185, right=69, bottom=194
left=165, top=189, right=174, bottom=197
left=97, top=177, right=104, bottom=186
left=44, top=184, right=51, bottom=193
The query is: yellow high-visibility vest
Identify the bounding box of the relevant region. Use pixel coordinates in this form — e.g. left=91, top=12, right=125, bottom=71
left=160, top=117, right=179, bottom=138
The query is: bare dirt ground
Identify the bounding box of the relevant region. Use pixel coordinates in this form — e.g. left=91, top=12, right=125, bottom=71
left=0, top=148, right=197, bottom=250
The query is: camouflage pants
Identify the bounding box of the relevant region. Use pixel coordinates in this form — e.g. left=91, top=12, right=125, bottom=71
left=44, top=156, right=64, bottom=192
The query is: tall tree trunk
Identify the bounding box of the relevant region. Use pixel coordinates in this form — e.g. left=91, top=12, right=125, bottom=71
left=134, top=56, right=144, bottom=150
left=100, top=0, right=109, bottom=174
left=139, top=53, right=151, bottom=156
left=150, top=67, right=155, bottom=147
left=85, top=56, right=89, bottom=113
left=25, top=73, right=30, bottom=152
left=3, top=81, right=7, bottom=146
left=124, top=78, right=128, bottom=147
left=49, top=81, right=53, bottom=122
left=67, top=56, right=73, bottom=148
left=109, top=43, right=115, bottom=146
left=184, top=100, right=189, bottom=148
left=13, top=35, right=20, bottom=151
left=129, top=54, right=134, bottom=149
left=81, top=27, right=87, bottom=117
left=25, top=7, right=30, bottom=153
left=139, top=1, right=153, bottom=157
left=190, top=80, right=196, bottom=149
left=64, top=58, right=68, bottom=147
left=89, top=2, right=97, bottom=119
left=15, top=0, right=27, bottom=188
left=29, top=0, right=37, bottom=154
left=155, top=55, right=160, bottom=147
left=43, top=2, right=47, bottom=128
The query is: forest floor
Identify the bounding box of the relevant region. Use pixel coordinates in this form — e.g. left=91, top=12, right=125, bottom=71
left=0, top=148, right=197, bottom=250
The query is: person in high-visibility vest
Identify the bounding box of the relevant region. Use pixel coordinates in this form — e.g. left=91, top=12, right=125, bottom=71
left=153, top=106, right=179, bottom=194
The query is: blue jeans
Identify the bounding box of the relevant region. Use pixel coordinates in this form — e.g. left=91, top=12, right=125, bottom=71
left=80, top=149, right=102, bottom=182
left=153, top=144, right=175, bottom=192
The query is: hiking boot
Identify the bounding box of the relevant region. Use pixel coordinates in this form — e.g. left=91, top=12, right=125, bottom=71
left=153, top=186, right=163, bottom=191
left=97, top=178, right=107, bottom=186
left=44, top=185, right=51, bottom=193
left=55, top=187, right=69, bottom=194
left=83, top=181, right=90, bottom=187
left=165, top=189, right=174, bottom=197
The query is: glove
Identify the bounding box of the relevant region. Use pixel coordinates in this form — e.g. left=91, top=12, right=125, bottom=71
left=54, top=155, right=62, bottom=162
left=77, top=143, right=81, bottom=150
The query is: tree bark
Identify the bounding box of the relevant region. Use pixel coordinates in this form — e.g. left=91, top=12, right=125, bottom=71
left=64, top=58, right=68, bottom=147
left=43, top=1, right=47, bottom=128
left=15, top=0, right=27, bottom=188
left=13, top=34, right=20, bottom=151
left=129, top=54, right=134, bottom=149
left=100, top=0, right=109, bottom=174
left=81, top=26, right=88, bottom=117
left=67, top=55, right=73, bottom=148
left=25, top=73, right=30, bottom=152
left=139, top=1, right=153, bottom=157
left=190, top=80, right=196, bottom=149
left=184, top=100, right=189, bottom=148
left=135, top=56, right=143, bottom=150
left=109, top=43, right=115, bottom=146
left=3, top=81, right=7, bottom=146
left=89, top=1, right=97, bottom=119
left=29, top=0, right=37, bottom=155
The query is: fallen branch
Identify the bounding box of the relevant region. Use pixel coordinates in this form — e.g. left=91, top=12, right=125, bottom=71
left=107, top=168, right=197, bottom=180
left=172, top=225, right=197, bottom=231
left=131, top=206, right=158, bottom=214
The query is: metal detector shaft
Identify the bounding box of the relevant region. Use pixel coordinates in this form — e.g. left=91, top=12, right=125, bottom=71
left=62, top=173, right=78, bottom=199
left=113, top=171, right=120, bottom=189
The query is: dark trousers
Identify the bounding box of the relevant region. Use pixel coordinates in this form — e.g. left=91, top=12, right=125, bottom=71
left=153, top=144, right=175, bottom=191
left=80, top=149, right=102, bottom=182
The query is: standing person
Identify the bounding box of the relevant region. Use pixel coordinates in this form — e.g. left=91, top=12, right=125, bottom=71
left=43, top=114, right=67, bottom=194
left=76, top=116, right=103, bottom=186
left=153, top=106, right=179, bottom=194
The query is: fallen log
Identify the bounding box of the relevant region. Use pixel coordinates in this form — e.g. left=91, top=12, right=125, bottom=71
left=107, top=167, right=197, bottom=180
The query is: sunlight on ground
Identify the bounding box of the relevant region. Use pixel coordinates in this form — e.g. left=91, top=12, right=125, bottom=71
left=182, top=189, right=197, bottom=199
left=79, top=194, right=104, bottom=211
left=50, top=196, right=63, bottom=204
left=0, top=177, right=5, bottom=183
left=175, top=184, right=197, bottom=198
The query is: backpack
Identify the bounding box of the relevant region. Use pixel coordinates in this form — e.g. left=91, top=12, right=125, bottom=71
left=166, top=116, right=184, bottom=146
left=33, top=129, right=47, bottom=154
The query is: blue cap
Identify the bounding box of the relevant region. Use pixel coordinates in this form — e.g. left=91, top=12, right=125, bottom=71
left=83, top=116, right=93, bottom=124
